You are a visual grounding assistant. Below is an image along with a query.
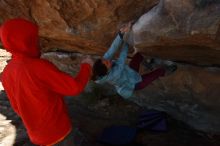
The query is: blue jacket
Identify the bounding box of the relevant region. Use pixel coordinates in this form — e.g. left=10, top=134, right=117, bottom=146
left=95, top=34, right=142, bottom=99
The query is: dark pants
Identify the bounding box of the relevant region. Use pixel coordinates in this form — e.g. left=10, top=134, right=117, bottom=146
left=129, top=53, right=165, bottom=90
left=53, top=130, right=76, bottom=146
left=53, top=128, right=85, bottom=146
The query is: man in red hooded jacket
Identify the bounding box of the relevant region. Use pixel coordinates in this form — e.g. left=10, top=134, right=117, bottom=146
left=0, top=18, right=93, bottom=146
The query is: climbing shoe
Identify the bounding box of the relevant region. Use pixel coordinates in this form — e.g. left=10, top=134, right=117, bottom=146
left=164, top=64, right=177, bottom=75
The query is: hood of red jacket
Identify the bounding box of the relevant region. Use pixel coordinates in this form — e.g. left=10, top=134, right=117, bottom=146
left=0, top=18, right=40, bottom=58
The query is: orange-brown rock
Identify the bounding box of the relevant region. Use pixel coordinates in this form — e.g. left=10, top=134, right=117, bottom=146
left=0, top=0, right=219, bottom=66
left=0, top=0, right=158, bottom=54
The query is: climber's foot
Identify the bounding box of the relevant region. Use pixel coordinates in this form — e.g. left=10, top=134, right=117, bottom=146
left=164, top=64, right=177, bottom=76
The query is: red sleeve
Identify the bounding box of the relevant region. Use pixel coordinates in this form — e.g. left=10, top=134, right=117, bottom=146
left=34, top=60, right=92, bottom=96
left=74, top=63, right=92, bottom=93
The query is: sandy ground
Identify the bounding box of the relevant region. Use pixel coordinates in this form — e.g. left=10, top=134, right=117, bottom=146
left=0, top=49, right=11, bottom=90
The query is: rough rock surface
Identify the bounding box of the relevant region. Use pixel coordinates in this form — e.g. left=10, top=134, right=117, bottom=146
left=0, top=50, right=220, bottom=146
left=0, top=0, right=158, bottom=54
left=132, top=65, right=220, bottom=133
left=1, top=89, right=220, bottom=146
left=0, top=0, right=219, bottom=66
left=42, top=52, right=220, bottom=133
left=0, top=0, right=220, bottom=135
left=131, top=0, right=220, bottom=66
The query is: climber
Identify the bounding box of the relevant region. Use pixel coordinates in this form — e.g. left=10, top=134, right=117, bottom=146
left=92, top=22, right=177, bottom=99
left=0, top=18, right=93, bottom=146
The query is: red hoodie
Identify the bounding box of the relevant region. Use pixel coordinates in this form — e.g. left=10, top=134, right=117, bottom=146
left=0, top=19, right=91, bottom=145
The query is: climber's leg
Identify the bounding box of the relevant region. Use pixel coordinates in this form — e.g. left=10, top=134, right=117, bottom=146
left=129, top=52, right=144, bottom=72
left=135, top=68, right=165, bottom=90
